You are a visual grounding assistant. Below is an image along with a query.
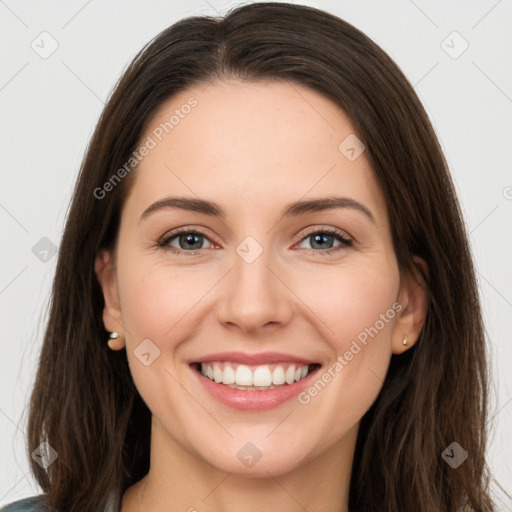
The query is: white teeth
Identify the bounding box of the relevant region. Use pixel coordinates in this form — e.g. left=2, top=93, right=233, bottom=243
left=253, top=365, right=272, bottom=387
left=285, top=365, right=296, bottom=385
left=272, top=366, right=286, bottom=385
left=223, top=365, right=236, bottom=385
left=198, top=361, right=312, bottom=388
left=213, top=363, right=223, bottom=383
left=235, top=365, right=253, bottom=386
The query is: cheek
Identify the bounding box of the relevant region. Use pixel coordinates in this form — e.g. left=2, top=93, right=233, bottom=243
left=115, top=261, right=202, bottom=421
left=299, top=261, right=400, bottom=418
left=307, top=260, right=399, bottom=404
left=301, top=257, right=400, bottom=351
left=334, top=279, right=397, bottom=351
left=117, top=258, right=204, bottom=339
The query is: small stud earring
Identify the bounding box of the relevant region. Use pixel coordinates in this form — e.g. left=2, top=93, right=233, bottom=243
left=107, top=331, right=123, bottom=350
left=402, top=333, right=408, bottom=346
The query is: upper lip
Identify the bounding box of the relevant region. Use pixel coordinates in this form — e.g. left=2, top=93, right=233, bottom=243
left=189, top=351, right=319, bottom=365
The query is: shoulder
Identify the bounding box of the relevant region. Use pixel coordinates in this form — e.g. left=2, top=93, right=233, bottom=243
left=0, top=496, right=50, bottom=512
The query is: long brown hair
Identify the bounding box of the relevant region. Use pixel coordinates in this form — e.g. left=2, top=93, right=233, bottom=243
left=25, top=2, right=499, bottom=511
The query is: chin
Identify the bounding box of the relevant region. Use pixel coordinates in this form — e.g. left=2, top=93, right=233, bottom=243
left=190, top=432, right=317, bottom=478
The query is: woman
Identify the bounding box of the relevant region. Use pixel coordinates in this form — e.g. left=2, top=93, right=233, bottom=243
left=1, top=2, right=500, bottom=511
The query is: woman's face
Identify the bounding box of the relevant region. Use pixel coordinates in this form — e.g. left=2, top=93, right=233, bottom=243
left=96, top=79, right=426, bottom=477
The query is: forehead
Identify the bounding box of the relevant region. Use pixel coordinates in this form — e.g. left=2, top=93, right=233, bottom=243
left=124, top=79, right=387, bottom=226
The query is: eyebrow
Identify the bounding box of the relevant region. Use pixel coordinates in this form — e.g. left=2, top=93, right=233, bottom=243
left=140, top=195, right=376, bottom=224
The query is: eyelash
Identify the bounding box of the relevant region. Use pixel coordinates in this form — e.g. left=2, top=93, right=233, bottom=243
left=157, top=225, right=353, bottom=257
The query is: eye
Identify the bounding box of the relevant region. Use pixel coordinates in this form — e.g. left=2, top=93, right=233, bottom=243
left=294, top=227, right=353, bottom=255
left=158, top=227, right=214, bottom=254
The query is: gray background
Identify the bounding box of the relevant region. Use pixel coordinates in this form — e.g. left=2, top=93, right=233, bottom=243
left=1, top=0, right=511, bottom=508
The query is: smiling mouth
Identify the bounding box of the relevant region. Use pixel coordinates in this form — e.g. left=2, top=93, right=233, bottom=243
left=191, top=361, right=322, bottom=391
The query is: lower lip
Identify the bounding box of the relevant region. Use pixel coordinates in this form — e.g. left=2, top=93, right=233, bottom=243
left=191, top=365, right=320, bottom=410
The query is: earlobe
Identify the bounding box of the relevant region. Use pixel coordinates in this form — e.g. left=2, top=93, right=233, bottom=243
left=94, top=250, right=125, bottom=349
left=391, top=256, right=429, bottom=354
left=107, top=331, right=125, bottom=351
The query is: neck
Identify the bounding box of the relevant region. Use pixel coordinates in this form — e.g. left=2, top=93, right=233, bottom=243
left=122, top=418, right=358, bottom=512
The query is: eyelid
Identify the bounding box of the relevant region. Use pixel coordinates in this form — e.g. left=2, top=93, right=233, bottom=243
left=294, top=225, right=353, bottom=245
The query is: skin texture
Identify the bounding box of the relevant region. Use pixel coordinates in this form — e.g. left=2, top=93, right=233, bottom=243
left=95, top=80, right=428, bottom=512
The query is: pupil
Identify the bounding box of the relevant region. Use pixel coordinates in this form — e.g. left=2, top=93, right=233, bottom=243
left=182, top=233, right=201, bottom=249
left=313, top=234, right=331, bottom=249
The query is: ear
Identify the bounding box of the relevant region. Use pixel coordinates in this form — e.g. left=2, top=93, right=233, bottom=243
left=391, top=256, right=429, bottom=354
left=94, top=249, right=125, bottom=350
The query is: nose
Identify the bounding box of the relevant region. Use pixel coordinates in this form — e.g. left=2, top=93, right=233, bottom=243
left=216, top=245, right=294, bottom=335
